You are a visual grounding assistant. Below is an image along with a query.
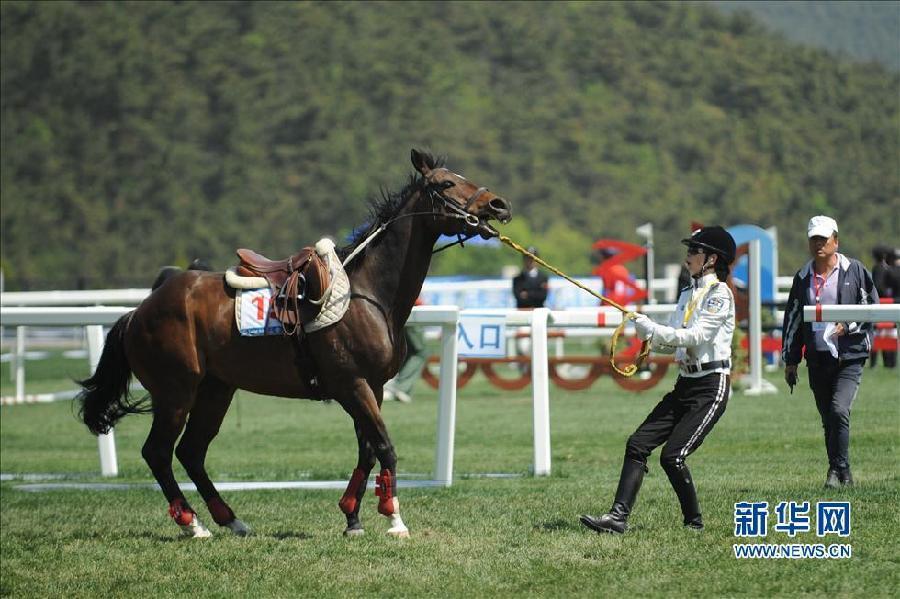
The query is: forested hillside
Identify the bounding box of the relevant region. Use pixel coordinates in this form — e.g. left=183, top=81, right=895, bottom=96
left=2, top=1, right=898, bottom=290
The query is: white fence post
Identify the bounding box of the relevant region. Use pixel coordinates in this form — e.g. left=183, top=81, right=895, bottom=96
left=745, top=239, right=777, bottom=395
left=86, top=324, right=118, bottom=477
left=15, top=326, right=26, bottom=403
left=530, top=308, right=551, bottom=476
left=433, top=310, right=460, bottom=486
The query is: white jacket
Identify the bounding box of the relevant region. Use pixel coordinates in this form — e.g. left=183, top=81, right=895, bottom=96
left=650, top=273, right=735, bottom=378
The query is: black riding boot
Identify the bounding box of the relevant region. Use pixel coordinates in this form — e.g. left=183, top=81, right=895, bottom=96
left=663, top=462, right=703, bottom=529
left=580, top=458, right=646, bottom=535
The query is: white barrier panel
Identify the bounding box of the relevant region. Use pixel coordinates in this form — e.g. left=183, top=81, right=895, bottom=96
left=802, top=304, right=900, bottom=324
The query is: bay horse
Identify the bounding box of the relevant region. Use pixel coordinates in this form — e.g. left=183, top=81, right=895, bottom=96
left=77, top=149, right=511, bottom=538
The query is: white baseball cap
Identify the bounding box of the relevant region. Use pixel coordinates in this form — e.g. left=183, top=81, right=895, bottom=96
left=807, top=215, right=838, bottom=239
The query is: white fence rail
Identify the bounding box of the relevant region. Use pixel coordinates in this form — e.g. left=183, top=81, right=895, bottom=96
left=0, top=289, right=150, bottom=307
left=0, top=262, right=805, bottom=481
left=0, top=305, right=462, bottom=486
left=802, top=304, right=900, bottom=324
left=1, top=276, right=798, bottom=308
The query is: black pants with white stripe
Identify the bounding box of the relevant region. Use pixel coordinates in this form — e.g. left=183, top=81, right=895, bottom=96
left=625, top=372, right=730, bottom=472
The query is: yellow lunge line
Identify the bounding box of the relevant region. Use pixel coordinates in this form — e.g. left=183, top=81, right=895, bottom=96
left=498, top=235, right=650, bottom=377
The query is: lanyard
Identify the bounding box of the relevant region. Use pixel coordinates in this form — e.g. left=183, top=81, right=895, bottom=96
left=683, top=279, right=717, bottom=327
left=812, top=268, right=834, bottom=304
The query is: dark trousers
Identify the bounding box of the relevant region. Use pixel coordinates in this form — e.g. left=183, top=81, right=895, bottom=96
left=625, top=372, right=730, bottom=471
left=807, top=353, right=863, bottom=471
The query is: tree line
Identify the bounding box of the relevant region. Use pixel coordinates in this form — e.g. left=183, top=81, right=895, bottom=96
left=1, top=1, right=897, bottom=290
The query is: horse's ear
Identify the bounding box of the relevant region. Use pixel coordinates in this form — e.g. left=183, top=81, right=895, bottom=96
left=410, top=149, right=434, bottom=177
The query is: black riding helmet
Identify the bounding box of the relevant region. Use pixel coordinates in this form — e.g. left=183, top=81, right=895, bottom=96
left=681, top=226, right=736, bottom=264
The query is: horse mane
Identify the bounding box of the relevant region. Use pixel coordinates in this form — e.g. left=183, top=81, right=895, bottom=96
left=337, top=152, right=445, bottom=263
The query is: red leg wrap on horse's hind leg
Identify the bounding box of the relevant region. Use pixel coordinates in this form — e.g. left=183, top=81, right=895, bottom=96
left=206, top=497, right=236, bottom=526
left=375, top=470, right=397, bottom=516
left=168, top=497, right=195, bottom=526
left=339, top=468, right=367, bottom=515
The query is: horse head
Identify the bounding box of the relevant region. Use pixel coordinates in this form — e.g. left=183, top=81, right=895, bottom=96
left=411, top=149, right=512, bottom=239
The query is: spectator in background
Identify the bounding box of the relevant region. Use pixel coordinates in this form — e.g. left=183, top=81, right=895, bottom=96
left=512, top=247, right=549, bottom=309
left=384, top=299, right=427, bottom=403
left=890, top=248, right=900, bottom=298
left=512, top=247, right=549, bottom=371
left=782, top=216, right=879, bottom=488
left=870, top=245, right=896, bottom=368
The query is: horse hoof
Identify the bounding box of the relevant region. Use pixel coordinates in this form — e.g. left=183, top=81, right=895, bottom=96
left=343, top=527, right=365, bottom=537
left=386, top=513, right=408, bottom=538
left=387, top=526, right=409, bottom=538
left=179, top=515, right=212, bottom=538
left=223, top=518, right=252, bottom=537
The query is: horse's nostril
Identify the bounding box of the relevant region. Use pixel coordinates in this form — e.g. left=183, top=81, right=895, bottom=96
left=489, top=197, right=511, bottom=213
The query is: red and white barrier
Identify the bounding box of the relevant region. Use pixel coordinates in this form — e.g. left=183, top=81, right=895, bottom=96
left=802, top=304, right=900, bottom=324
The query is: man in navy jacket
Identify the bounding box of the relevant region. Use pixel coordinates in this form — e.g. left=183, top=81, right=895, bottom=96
left=781, top=216, right=879, bottom=487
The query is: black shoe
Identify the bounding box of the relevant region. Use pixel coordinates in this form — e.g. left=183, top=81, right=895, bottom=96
left=684, top=515, right=704, bottom=530
left=580, top=510, right=627, bottom=535
left=838, top=468, right=854, bottom=487
left=824, top=469, right=840, bottom=488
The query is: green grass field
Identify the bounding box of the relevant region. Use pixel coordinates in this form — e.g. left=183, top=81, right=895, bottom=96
left=1, top=353, right=898, bottom=598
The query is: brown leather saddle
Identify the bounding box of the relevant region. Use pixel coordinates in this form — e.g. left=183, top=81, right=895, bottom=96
left=235, top=247, right=331, bottom=334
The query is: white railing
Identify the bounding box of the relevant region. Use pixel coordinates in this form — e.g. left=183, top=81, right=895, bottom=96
left=0, top=289, right=150, bottom=307
left=0, top=259, right=800, bottom=480
left=802, top=304, right=900, bottom=324
left=0, top=276, right=799, bottom=308
left=0, top=305, right=462, bottom=486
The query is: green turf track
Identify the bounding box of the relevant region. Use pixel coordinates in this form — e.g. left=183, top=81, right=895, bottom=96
left=1, top=355, right=898, bottom=597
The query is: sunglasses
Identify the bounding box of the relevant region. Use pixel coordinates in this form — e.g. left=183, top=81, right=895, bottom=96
left=686, top=246, right=704, bottom=256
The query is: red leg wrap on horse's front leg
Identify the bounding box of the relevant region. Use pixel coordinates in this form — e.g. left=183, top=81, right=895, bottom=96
left=339, top=468, right=367, bottom=515
left=206, top=496, right=236, bottom=526
left=375, top=469, right=398, bottom=516
left=168, top=497, right=196, bottom=526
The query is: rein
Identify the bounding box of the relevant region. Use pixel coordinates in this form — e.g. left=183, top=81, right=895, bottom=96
left=499, top=235, right=651, bottom=377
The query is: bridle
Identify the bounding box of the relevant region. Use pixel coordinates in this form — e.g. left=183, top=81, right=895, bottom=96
left=341, top=171, right=493, bottom=267
left=424, top=175, right=490, bottom=253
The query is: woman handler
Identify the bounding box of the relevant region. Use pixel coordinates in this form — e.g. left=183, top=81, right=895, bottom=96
left=580, top=226, right=736, bottom=534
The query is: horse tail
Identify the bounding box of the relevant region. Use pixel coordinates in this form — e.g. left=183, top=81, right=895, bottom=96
left=76, top=312, right=151, bottom=435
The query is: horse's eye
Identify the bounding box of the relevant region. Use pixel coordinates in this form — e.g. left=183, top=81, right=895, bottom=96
left=441, top=180, right=455, bottom=190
